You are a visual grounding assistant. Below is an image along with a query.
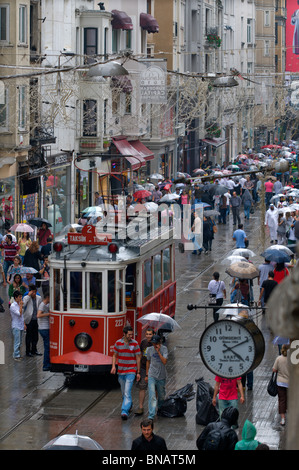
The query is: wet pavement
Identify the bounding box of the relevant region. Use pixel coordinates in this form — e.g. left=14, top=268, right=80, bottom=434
left=0, top=205, right=287, bottom=451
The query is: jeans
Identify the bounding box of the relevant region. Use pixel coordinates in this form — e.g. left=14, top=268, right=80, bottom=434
left=148, top=377, right=166, bottom=419
left=244, top=204, right=251, bottom=219
left=219, top=208, right=227, bottom=224
left=118, top=373, right=135, bottom=416
left=3, top=260, right=13, bottom=280
left=39, top=329, right=50, bottom=369
left=218, top=399, right=239, bottom=428
left=12, top=328, right=23, bottom=358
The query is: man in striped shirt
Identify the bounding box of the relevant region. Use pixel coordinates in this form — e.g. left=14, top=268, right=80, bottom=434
left=0, top=235, right=20, bottom=280
left=111, top=325, right=141, bottom=420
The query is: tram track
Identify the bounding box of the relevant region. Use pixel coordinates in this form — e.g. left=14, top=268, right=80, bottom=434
left=0, top=377, right=114, bottom=448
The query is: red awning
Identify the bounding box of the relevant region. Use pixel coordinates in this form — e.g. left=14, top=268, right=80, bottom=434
left=130, top=140, right=154, bottom=161
left=140, top=13, right=159, bottom=33
left=112, top=137, right=147, bottom=171
left=111, top=10, right=133, bottom=30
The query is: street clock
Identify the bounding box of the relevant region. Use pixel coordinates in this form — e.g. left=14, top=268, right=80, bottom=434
left=199, top=317, right=265, bottom=379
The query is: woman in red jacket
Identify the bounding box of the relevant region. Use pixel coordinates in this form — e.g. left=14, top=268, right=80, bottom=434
left=273, top=262, right=289, bottom=284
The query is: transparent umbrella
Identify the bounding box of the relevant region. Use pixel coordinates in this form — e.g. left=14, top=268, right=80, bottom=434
left=137, top=313, right=180, bottom=332
left=42, top=432, right=104, bottom=450
left=221, top=255, right=247, bottom=266
left=229, top=248, right=256, bottom=258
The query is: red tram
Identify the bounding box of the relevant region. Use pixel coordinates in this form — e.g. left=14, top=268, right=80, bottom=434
left=49, top=213, right=176, bottom=376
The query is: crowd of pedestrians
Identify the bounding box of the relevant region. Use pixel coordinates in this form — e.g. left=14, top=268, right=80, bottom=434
left=4, top=223, right=52, bottom=370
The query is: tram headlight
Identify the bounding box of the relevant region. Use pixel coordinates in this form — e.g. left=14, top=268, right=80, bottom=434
left=74, top=333, right=92, bottom=351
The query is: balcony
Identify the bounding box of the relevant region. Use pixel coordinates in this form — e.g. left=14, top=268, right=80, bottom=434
left=79, top=137, right=110, bottom=152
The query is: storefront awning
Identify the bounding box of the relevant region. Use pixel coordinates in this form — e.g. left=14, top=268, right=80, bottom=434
left=129, top=140, right=154, bottom=161
left=112, top=137, right=147, bottom=171
left=202, top=138, right=227, bottom=148
left=111, top=75, right=133, bottom=94
left=111, top=10, right=133, bottom=30
left=140, top=13, right=159, bottom=33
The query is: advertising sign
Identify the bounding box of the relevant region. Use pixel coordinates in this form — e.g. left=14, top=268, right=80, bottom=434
left=286, top=0, right=299, bottom=72
left=139, top=61, right=167, bottom=104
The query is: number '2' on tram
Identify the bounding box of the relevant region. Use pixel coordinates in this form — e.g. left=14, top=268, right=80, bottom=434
left=49, top=219, right=176, bottom=376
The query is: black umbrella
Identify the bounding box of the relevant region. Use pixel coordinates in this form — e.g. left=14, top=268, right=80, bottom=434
left=28, top=217, right=52, bottom=228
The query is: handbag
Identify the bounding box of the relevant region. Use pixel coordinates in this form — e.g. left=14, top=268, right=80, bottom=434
left=209, top=282, right=221, bottom=305
left=267, top=371, right=278, bottom=397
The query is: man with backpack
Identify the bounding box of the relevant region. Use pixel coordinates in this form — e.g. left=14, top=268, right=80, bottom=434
left=196, top=406, right=239, bottom=450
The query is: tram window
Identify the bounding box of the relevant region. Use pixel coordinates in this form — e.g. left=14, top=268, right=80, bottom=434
left=126, top=264, right=136, bottom=308
left=70, top=272, right=83, bottom=308
left=144, top=258, right=152, bottom=298
left=53, top=269, right=60, bottom=310
left=119, top=271, right=123, bottom=312
left=89, top=272, right=102, bottom=310
left=163, top=247, right=171, bottom=283
left=108, top=271, right=115, bottom=312
left=153, top=253, right=162, bottom=291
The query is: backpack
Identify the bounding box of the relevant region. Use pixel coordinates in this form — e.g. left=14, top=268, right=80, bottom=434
left=203, top=428, right=225, bottom=450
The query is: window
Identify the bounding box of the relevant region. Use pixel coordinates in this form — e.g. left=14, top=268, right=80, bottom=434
left=19, top=5, right=27, bottom=44
left=264, top=40, right=270, bottom=56
left=83, top=99, right=97, bottom=136
left=0, top=5, right=9, bottom=42
left=70, top=272, right=82, bottom=308
left=163, top=247, right=171, bottom=283
left=84, top=28, right=97, bottom=64
left=125, top=30, right=131, bottom=50
left=247, top=62, right=253, bottom=87
left=153, top=253, right=162, bottom=291
left=18, top=86, right=26, bottom=130
left=108, top=271, right=116, bottom=312
left=247, top=19, right=252, bottom=43
left=264, top=10, right=270, bottom=27
left=0, top=87, right=8, bottom=130
left=112, top=29, right=119, bottom=53
left=53, top=269, right=61, bottom=310
left=124, top=93, right=132, bottom=114
left=89, top=272, right=102, bottom=310
left=144, top=258, right=152, bottom=298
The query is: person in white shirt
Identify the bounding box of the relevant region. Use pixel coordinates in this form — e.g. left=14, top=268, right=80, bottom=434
left=208, top=272, right=226, bottom=322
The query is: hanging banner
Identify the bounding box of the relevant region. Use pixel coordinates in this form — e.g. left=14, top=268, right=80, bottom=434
left=139, top=61, right=167, bottom=104
left=286, top=0, right=299, bottom=72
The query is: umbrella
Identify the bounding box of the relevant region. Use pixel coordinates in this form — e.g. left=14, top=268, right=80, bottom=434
left=28, top=217, right=52, bottom=228
left=259, top=249, right=290, bottom=264
left=221, top=255, right=247, bottom=266
left=83, top=207, right=103, bottom=217
left=204, top=210, right=220, bottom=217
left=133, top=190, right=152, bottom=199
left=10, top=266, right=38, bottom=275
left=61, top=223, right=82, bottom=234
left=272, top=336, right=290, bottom=346
left=230, top=248, right=256, bottom=258
left=144, top=183, right=155, bottom=191
left=144, top=202, right=158, bottom=212
left=137, top=313, right=180, bottom=332
left=262, top=244, right=293, bottom=256
left=159, top=194, right=180, bottom=202
left=150, top=173, right=163, bottom=180
left=219, top=303, right=254, bottom=318
left=42, top=432, right=104, bottom=450
left=225, top=261, right=260, bottom=280
left=10, top=223, right=34, bottom=233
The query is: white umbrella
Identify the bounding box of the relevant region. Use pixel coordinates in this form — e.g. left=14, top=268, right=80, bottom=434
left=229, top=248, right=256, bottom=258
left=219, top=303, right=254, bottom=318
left=10, top=223, right=34, bottom=233
left=221, top=255, right=247, bottom=266
left=150, top=173, right=164, bottom=181
left=42, top=432, right=104, bottom=450
left=144, top=202, right=158, bottom=212
left=159, top=194, right=180, bottom=202
left=137, top=313, right=180, bottom=331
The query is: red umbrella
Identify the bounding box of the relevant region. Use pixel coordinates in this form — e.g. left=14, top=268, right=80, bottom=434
left=133, top=190, right=152, bottom=199
left=261, top=144, right=281, bottom=149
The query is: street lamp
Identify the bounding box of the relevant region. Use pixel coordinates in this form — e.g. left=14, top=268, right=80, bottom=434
left=212, top=76, right=239, bottom=87
left=86, top=61, right=129, bottom=78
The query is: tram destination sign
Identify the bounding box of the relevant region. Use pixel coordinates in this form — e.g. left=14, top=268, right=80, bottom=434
left=67, top=225, right=112, bottom=245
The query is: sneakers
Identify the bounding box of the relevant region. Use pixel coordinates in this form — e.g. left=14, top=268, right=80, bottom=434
left=121, top=413, right=128, bottom=420
left=135, top=408, right=144, bottom=416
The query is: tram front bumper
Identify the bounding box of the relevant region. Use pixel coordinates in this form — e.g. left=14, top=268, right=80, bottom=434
left=50, top=351, right=113, bottom=374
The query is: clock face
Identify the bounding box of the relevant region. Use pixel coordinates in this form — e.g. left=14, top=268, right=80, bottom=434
left=200, top=319, right=257, bottom=379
